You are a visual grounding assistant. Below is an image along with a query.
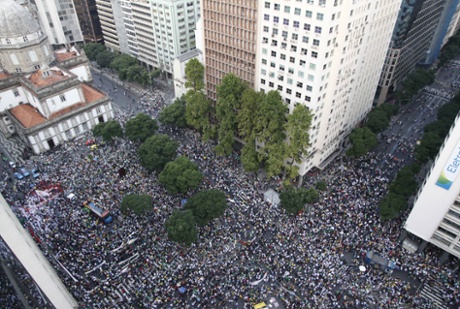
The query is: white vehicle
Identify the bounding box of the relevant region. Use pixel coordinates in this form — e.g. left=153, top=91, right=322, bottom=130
left=9, top=161, right=16, bottom=168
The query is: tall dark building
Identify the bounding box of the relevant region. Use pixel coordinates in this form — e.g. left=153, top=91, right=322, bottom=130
left=74, top=0, right=103, bottom=42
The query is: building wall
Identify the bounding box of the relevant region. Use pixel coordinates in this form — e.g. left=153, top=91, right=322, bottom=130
left=44, top=87, right=83, bottom=115
left=405, top=115, right=460, bottom=259
left=255, top=0, right=400, bottom=175
left=73, top=0, right=104, bottom=42
left=0, top=86, right=28, bottom=112
left=377, top=0, right=445, bottom=105
left=202, top=0, right=258, bottom=101
left=33, top=0, right=84, bottom=45
left=173, top=50, right=202, bottom=98
left=131, top=0, right=156, bottom=68
left=95, top=0, right=119, bottom=51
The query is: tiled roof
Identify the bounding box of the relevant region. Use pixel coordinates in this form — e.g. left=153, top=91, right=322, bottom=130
left=49, top=102, right=87, bottom=119
left=0, top=71, right=10, bottom=80
left=10, top=104, right=46, bottom=128
left=28, top=69, right=69, bottom=87
left=54, top=51, right=78, bottom=62
left=81, top=84, right=105, bottom=103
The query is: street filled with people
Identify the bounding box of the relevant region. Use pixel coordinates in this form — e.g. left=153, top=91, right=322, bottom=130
left=0, top=86, right=458, bottom=309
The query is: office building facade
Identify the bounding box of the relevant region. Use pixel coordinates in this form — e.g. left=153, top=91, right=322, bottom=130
left=405, top=114, right=460, bottom=259
left=73, top=0, right=104, bottom=42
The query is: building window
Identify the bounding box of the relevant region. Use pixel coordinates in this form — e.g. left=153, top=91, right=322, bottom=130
left=315, top=26, right=322, bottom=33
left=273, top=28, right=279, bottom=35
left=82, top=122, right=88, bottom=131
left=292, top=33, right=298, bottom=40
left=288, top=68, right=294, bottom=74
left=261, top=79, right=266, bottom=85
left=286, top=89, right=292, bottom=94
left=262, top=48, right=268, bottom=55
left=288, top=78, right=293, bottom=85
left=264, top=14, right=269, bottom=21
left=278, top=75, right=284, bottom=81
left=96, top=107, right=102, bottom=114
left=294, top=8, right=301, bottom=15
left=291, top=46, right=297, bottom=52
left=313, top=39, right=320, bottom=46
left=284, top=6, right=290, bottom=13
left=278, top=85, right=283, bottom=91
left=283, top=19, right=289, bottom=26
left=297, top=82, right=303, bottom=88
left=303, top=36, right=309, bottom=43
left=306, top=10, right=312, bottom=18
left=74, top=125, right=80, bottom=135
left=23, top=36, right=28, bottom=42
left=279, top=65, right=285, bottom=71
left=304, top=23, right=311, bottom=31
left=308, top=74, right=314, bottom=81
left=300, top=60, right=306, bottom=66
left=311, top=51, right=318, bottom=58
left=280, top=54, right=286, bottom=60
left=269, top=82, right=274, bottom=87
left=264, top=1, right=270, bottom=8
left=301, top=48, right=308, bottom=55
left=65, top=130, right=72, bottom=139
left=271, top=51, right=277, bottom=57
left=263, top=26, right=269, bottom=32
left=307, top=85, right=313, bottom=91
left=290, top=57, right=295, bottom=63
left=274, top=16, right=279, bottom=23
left=262, top=59, right=267, bottom=65
left=261, top=69, right=267, bottom=75
left=272, top=40, right=278, bottom=46
left=310, top=63, right=316, bottom=70
left=6, top=39, right=11, bottom=44
left=13, top=89, right=19, bottom=97
left=274, top=3, right=280, bottom=10
left=296, top=92, right=301, bottom=98
left=317, top=13, right=324, bottom=20
left=270, top=62, right=276, bottom=68
left=305, top=96, right=311, bottom=102
left=59, top=94, right=66, bottom=102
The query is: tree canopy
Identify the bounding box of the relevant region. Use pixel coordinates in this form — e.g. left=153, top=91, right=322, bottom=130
left=96, top=50, right=116, bottom=68
left=159, top=156, right=203, bottom=194
left=184, top=58, right=205, bottom=91
left=280, top=187, right=319, bottom=215
left=121, top=194, right=152, bottom=215
left=138, top=134, right=178, bottom=172
left=125, top=113, right=158, bottom=143
left=158, top=97, right=187, bottom=127
left=92, top=120, right=123, bottom=142
left=83, top=43, right=106, bottom=61
left=379, top=193, right=407, bottom=220
left=165, top=209, right=198, bottom=246
left=184, top=189, right=227, bottom=226
left=185, top=90, right=212, bottom=138
left=346, top=127, right=378, bottom=157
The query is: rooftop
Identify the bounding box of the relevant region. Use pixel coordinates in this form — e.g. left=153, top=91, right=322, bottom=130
left=10, top=104, right=46, bottom=128
left=0, top=71, right=10, bottom=80
left=81, top=83, right=105, bottom=103
left=28, top=69, right=70, bottom=88
left=54, top=46, right=82, bottom=62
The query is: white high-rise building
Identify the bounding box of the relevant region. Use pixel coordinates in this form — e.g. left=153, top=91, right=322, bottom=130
left=26, top=0, right=84, bottom=45
left=405, top=115, right=460, bottom=259
left=255, top=0, right=401, bottom=175
left=95, top=0, right=200, bottom=75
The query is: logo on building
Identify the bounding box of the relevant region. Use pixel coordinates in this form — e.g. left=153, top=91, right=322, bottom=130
left=435, top=143, right=460, bottom=190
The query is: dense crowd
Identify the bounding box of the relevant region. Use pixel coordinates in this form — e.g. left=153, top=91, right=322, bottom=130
left=0, top=91, right=459, bottom=309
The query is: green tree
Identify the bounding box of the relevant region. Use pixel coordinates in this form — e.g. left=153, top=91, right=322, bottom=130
left=240, top=142, right=260, bottom=173
left=121, top=194, right=152, bottom=215
left=158, top=97, right=187, bottom=127
left=92, top=121, right=106, bottom=137
left=215, top=94, right=238, bottom=156
left=300, top=187, right=320, bottom=203
left=217, top=73, right=247, bottom=102
left=184, top=189, right=227, bottom=226
left=379, top=193, right=407, bottom=220
left=165, top=209, right=198, bottom=246
left=184, top=58, right=205, bottom=91
left=185, top=90, right=212, bottom=138
left=346, top=128, right=378, bottom=157
left=238, top=89, right=264, bottom=141
left=96, top=50, right=116, bottom=68
left=100, top=120, right=123, bottom=142
left=280, top=188, right=305, bottom=215
left=125, top=113, right=158, bottom=143
left=415, top=131, right=443, bottom=163
left=110, top=54, right=138, bottom=80
left=389, top=166, right=418, bottom=199
left=366, top=109, right=390, bottom=133
left=83, top=43, right=106, bottom=61
left=138, top=134, right=179, bottom=172
left=315, top=181, right=327, bottom=191
left=284, top=105, right=312, bottom=179
left=159, top=156, right=203, bottom=194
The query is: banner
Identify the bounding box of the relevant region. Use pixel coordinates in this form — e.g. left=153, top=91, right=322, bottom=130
left=436, top=139, right=460, bottom=190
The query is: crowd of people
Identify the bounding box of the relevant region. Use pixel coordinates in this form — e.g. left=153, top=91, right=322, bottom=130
left=0, top=88, right=459, bottom=309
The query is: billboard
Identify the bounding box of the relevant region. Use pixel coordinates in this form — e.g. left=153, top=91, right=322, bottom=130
left=436, top=140, right=460, bottom=190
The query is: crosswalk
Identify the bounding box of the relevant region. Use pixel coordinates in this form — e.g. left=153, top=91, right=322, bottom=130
left=418, top=275, right=448, bottom=309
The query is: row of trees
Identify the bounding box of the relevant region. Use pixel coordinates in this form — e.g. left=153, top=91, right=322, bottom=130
left=346, top=103, right=398, bottom=157
left=378, top=164, right=419, bottom=219
left=415, top=92, right=460, bottom=163
left=159, top=59, right=313, bottom=182
left=439, top=33, right=460, bottom=67
left=395, top=69, right=435, bottom=104
left=279, top=184, right=323, bottom=215
left=83, top=43, right=160, bottom=86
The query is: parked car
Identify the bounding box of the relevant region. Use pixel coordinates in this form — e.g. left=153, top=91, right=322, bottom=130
left=9, top=161, right=16, bottom=168
left=85, top=139, right=96, bottom=146
left=20, top=168, right=30, bottom=177
left=14, top=172, right=24, bottom=180
left=31, top=168, right=40, bottom=178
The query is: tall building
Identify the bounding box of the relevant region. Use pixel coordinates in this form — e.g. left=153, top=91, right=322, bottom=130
left=202, top=0, right=258, bottom=101
left=26, top=0, right=84, bottom=45
left=201, top=0, right=401, bottom=175
left=404, top=114, right=460, bottom=259
left=0, top=0, right=113, bottom=154
left=95, top=0, right=200, bottom=75
left=73, top=0, right=104, bottom=42
left=375, top=0, right=459, bottom=104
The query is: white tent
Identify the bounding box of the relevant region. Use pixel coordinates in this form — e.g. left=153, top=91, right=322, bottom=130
left=264, top=189, right=280, bottom=206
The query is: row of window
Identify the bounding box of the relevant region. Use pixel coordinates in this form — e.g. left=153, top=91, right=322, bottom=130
left=264, top=2, right=326, bottom=20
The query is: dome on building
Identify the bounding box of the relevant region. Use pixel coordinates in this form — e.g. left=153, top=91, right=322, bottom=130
left=0, top=0, right=41, bottom=39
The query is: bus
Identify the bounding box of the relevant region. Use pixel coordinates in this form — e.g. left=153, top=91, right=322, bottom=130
left=83, top=200, right=113, bottom=224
